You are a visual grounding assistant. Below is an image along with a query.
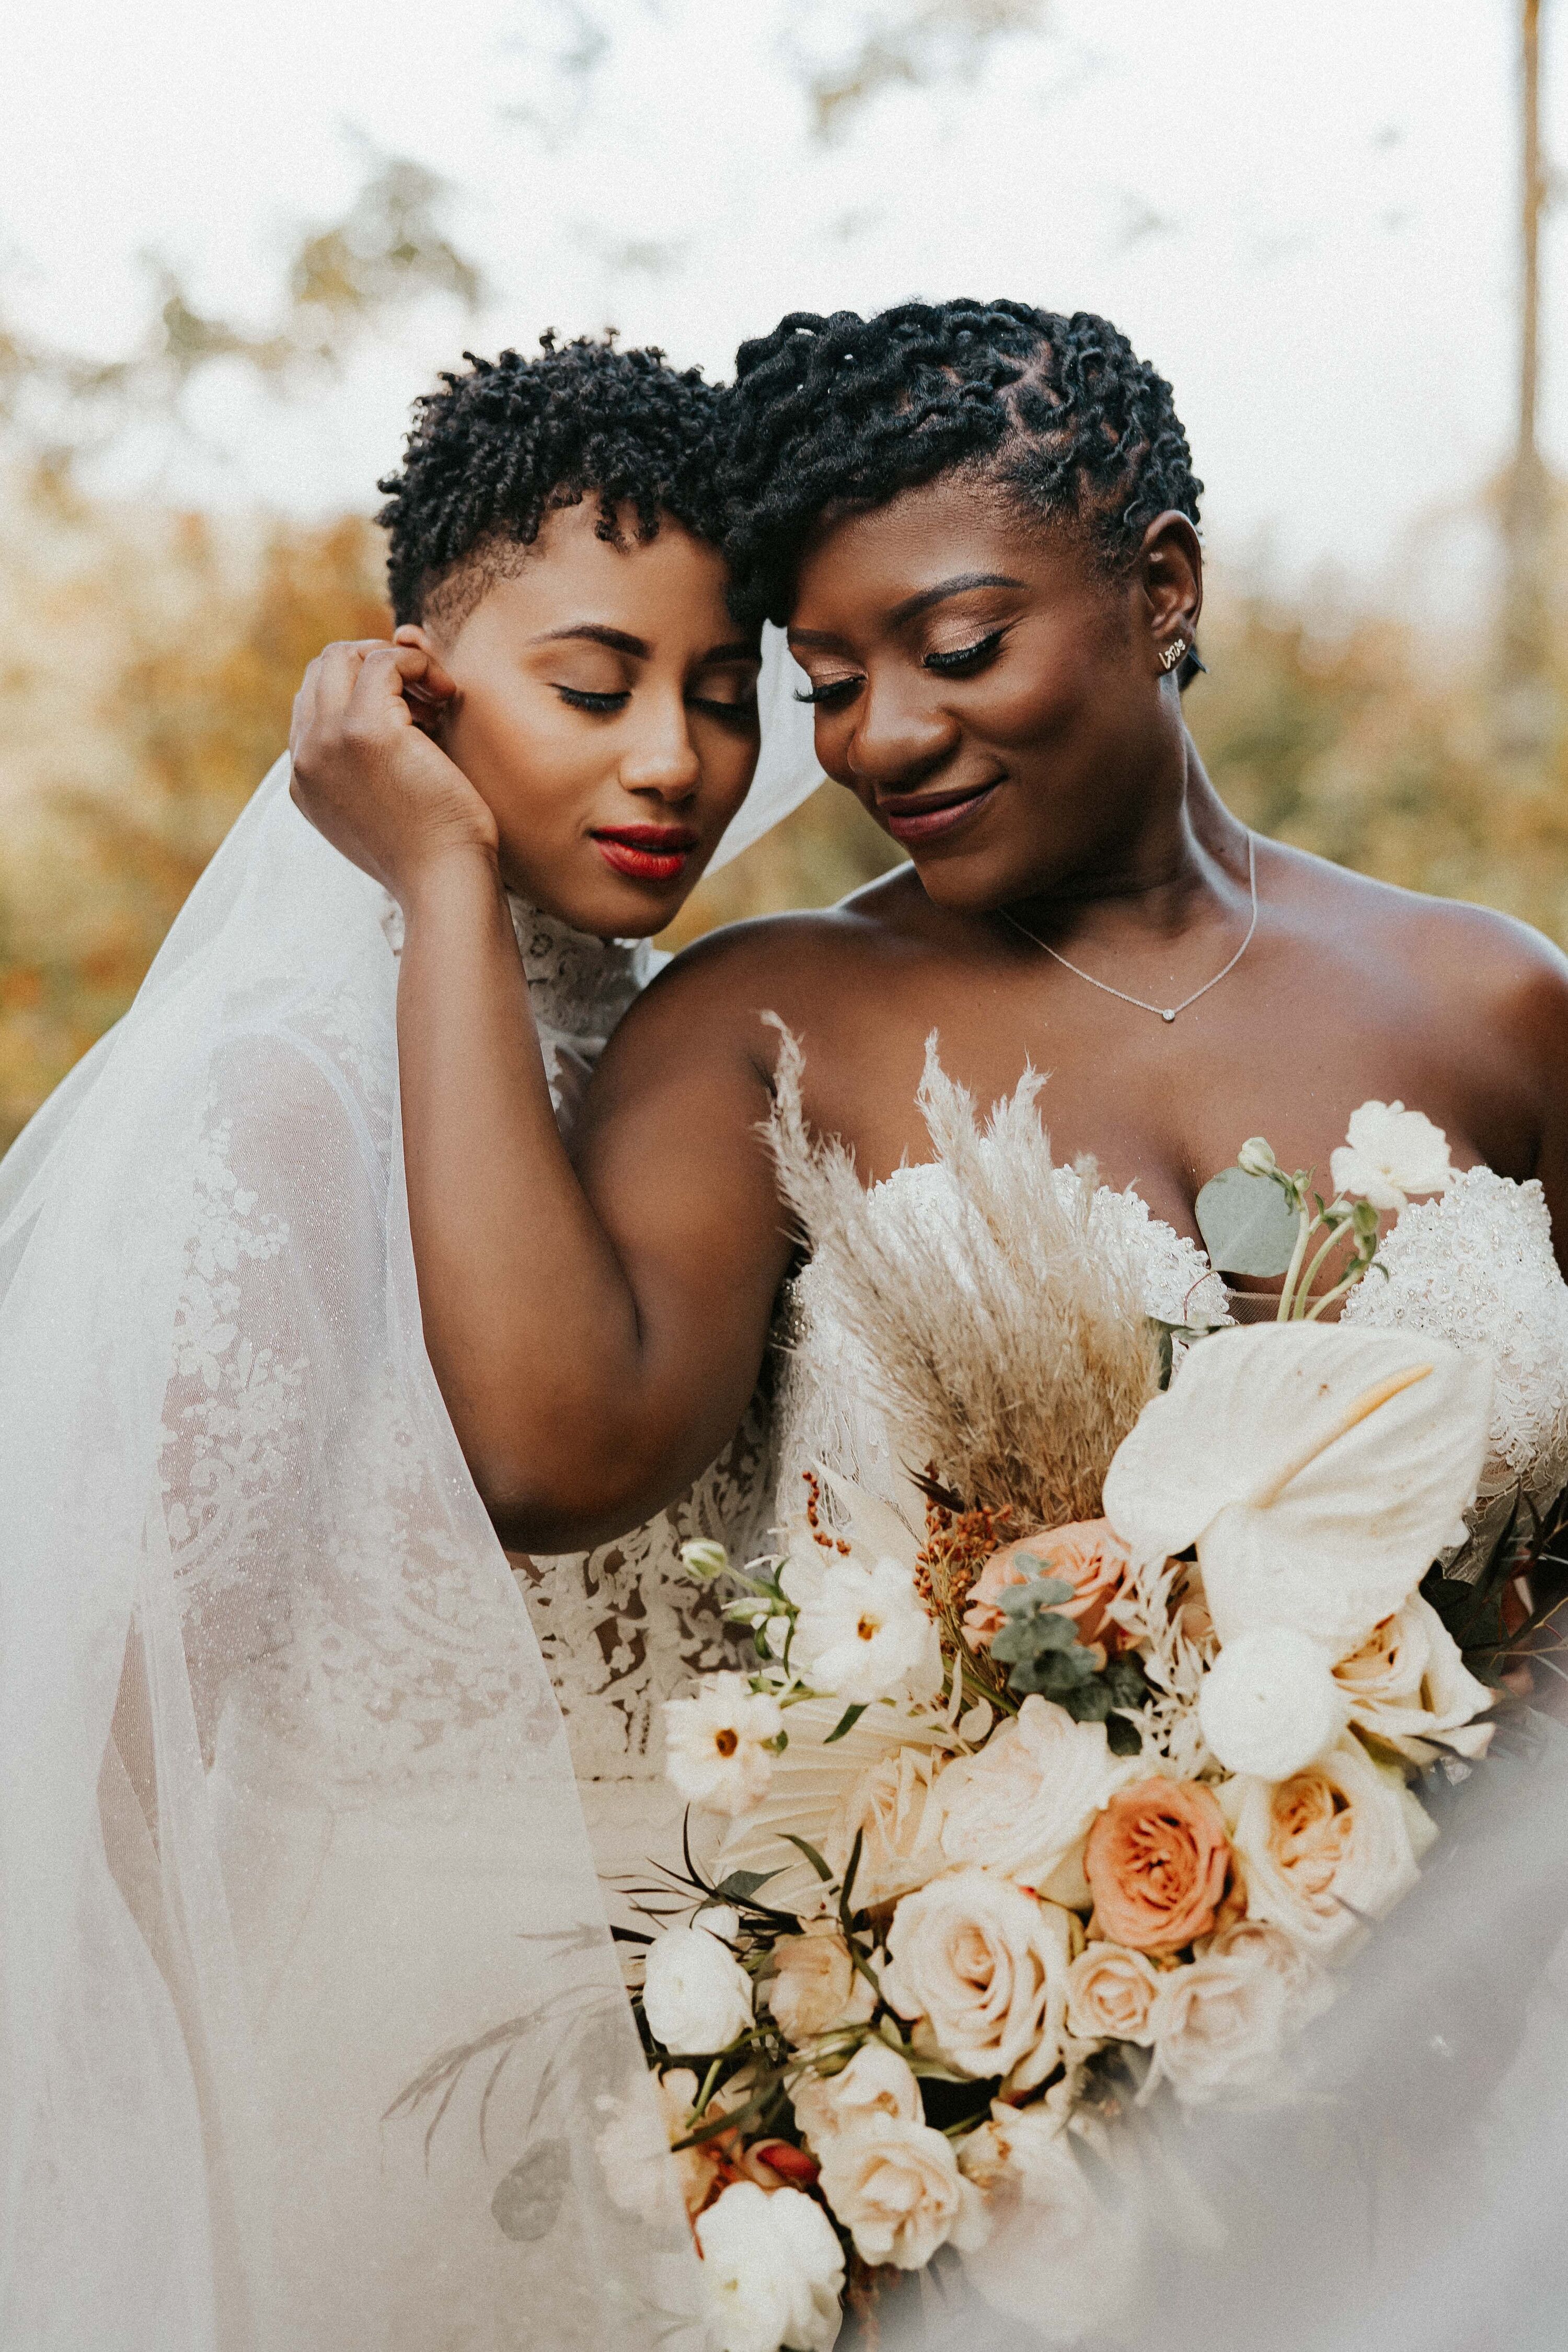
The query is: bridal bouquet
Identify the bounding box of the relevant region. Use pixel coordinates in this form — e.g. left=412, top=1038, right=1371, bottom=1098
left=628, top=1068, right=1534, bottom=2352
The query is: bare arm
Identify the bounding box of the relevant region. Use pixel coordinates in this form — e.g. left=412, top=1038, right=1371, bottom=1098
left=291, top=643, right=794, bottom=1548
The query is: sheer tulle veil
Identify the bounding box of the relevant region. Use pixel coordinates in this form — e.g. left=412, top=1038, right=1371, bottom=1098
left=0, top=628, right=820, bottom=2349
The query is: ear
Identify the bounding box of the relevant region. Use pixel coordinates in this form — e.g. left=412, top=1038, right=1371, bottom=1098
left=393, top=621, right=440, bottom=657
left=1134, top=512, right=1203, bottom=677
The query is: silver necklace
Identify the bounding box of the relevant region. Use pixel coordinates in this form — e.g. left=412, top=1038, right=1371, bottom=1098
left=1000, top=834, right=1259, bottom=1025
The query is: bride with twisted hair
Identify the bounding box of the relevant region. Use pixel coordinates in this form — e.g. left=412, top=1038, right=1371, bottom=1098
left=0, top=331, right=823, bottom=2351
left=293, top=298, right=1568, bottom=2350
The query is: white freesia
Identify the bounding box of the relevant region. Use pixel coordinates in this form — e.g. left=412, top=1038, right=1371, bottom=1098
left=1064, top=1942, right=1163, bottom=2046
left=1223, top=1733, right=1437, bottom=1957
left=695, top=2180, right=845, bottom=2352
left=767, top=1924, right=877, bottom=2046
left=1102, top=1323, right=1492, bottom=1659
left=1333, top=1594, right=1495, bottom=1762
left=937, top=1696, right=1140, bottom=1888
left=791, top=2041, right=922, bottom=2156
left=664, top=1674, right=784, bottom=1816
left=642, top=1919, right=755, bottom=2053
left=782, top=1547, right=942, bottom=1705
left=882, top=1866, right=1077, bottom=2092
left=817, top=2114, right=987, bottom=2269
left=1330, top=1100, right=1453, bottom=1212
left=959, top=2104, right=1132, bottom=2342
left=1198, top=1625, right=1350, bottom=1779
left=825, top=1744, right=949, bottom=1907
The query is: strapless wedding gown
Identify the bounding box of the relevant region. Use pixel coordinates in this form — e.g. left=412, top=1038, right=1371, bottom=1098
left=776, top=1150, right=1568, bottom=1550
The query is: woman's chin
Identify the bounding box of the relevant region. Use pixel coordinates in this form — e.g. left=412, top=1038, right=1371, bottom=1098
left=504, top=855, right=704, bottom=942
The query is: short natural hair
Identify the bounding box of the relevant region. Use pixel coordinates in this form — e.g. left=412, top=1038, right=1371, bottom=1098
left=378, top=332, right=731, bottom=630
left=722, top=298, right=1203, bottom=635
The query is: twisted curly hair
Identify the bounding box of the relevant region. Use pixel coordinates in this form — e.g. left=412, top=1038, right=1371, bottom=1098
left=378, top=332, right=731, bottom=629
left=722, top=299, right=1203, bottom=637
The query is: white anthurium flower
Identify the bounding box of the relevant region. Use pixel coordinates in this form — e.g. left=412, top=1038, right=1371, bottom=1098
left=1102, top=1323, right=1493, bottom=1661
left=1330, top=1100, right=1454, bottom=1212
left=782, top=1546, right=943, bottom=1708
left=1198, top=1625, right=1351, bottom=1779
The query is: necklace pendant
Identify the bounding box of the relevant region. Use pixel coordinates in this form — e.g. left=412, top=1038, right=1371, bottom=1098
left=1161, top=1008, right=1177, bottom=1023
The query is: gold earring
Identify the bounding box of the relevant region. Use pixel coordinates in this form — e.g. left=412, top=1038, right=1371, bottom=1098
left=1160, top=638, right=1188, bottom=673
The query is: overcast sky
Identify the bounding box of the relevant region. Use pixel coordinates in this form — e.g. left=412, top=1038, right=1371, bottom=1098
left=4, top=0, right=1563, bottom=610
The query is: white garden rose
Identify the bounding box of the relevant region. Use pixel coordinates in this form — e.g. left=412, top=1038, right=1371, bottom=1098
left=1064, top=1942, right=1162, bottom=2046
left=1333, top=1594, right=1494, bottom=1762
left=816, top=2115, right=986, bottom=2269
left=642, top=1918, right=755, bottom=2053
left=664, top=1675, right=783, bottom=1816
left=1330, top=1100, right=1453, bottom=1212
left=767, top=1924, right=877, bottom=2046
left=959, top=2104, right=1132, bottom=2342
left=1223, top=1733, right=1436, bottom=1957
left=824, top=1744, right=949, bottom=1907
left=1149, top=1918, right=1329, bottom=2104
left=790, top=2040, right=921, bottom=2157
left=781, top=1549, right=942, bottom=1705
left=937, top=1697, right=1140, bottom=1886
left=882, top=1866, right=1077, bottom=2092
left=695, top=2180, right=845, bottom=2352
left=1198, top=1626, right=1349, bottom=1779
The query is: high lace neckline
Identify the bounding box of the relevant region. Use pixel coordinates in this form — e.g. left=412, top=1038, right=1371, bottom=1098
left=502, top=895, right=654, bottom=1046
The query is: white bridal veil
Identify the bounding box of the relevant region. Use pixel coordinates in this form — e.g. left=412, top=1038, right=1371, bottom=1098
left=0, top=628, right=820, bottom=2351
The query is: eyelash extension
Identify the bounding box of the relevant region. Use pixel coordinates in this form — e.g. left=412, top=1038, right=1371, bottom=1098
left=924, top=627, right=1006, bottom=674
left=555, top=686, right=629, bottom=713
left=792, top=676, right=863, bottom=708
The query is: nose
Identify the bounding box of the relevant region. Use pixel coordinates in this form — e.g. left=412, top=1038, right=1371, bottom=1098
left=843, top=671, right=957, bottom=795
left=618, top=685, right=702, bottom=802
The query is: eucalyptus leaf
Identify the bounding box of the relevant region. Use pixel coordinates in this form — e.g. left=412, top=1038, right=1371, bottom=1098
left=1194, top=1165, right=1300, bottom=1278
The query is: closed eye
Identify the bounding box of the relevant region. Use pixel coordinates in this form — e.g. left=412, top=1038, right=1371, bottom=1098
left=688, top=689, right=760, bottom=725
left=555, top=685, right=630, bottom=713
left=793, top=675, right=863, bottom=709
left=924, top=627, right=1007, bottom=675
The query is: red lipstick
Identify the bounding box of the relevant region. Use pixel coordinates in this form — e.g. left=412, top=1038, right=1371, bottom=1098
left=590, top=823, right=699, bottom=884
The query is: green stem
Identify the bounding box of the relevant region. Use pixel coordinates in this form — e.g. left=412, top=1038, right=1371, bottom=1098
left=1292, top=1210, right=1354, bottom=1320
left=1303, top=1262, right=1370, bottom=1321
left=1276, top=1202, right=1316, bottom=1322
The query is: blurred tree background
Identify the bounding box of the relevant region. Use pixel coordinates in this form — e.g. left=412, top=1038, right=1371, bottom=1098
left=0, top=3, right=1563, bottom=1148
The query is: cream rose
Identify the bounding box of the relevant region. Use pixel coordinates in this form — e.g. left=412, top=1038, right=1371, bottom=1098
left=1198, top=1627, right=1350, bottom=1779
left=790, top=2039, right=921, bottom=2157
left=937, top=1697, right=1140, bottom=1886
left=1149, top=1918, right=1328, bottom=2104
left=1064, top=1942, right=1162, bottom=2045
left=1083, top=1776, right=1234, bottom=1952
left=962, top=1518, right=1133, bottom=1651
left=1223, top=1734, right=1436, bottom=1956
left=817, top=2114, right=986, bottom=2270
left=642, top=1918, right=755, bottom=2053
left=1330, top=1100, right=1452, bottom=1211
left=958, top=2104, right=1131, bottom=2341
left=695, top=2179, right=845, bottom=2352
left=1333, top=1595, right=1494, bottom=1762
left=882, top=1866, right=1077, bottom=2092
left=824, top=1743, right=949, bottom=1908
left=767, top=1925, right=877, bottom=2047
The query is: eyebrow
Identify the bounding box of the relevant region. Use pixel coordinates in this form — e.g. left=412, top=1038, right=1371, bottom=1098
left=789, top=572, right=1028, bottom=650
left=529, top=625, right=761, bottom=666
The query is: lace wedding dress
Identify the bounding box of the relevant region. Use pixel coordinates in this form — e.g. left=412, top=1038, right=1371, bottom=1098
left=777, top=1146, right=1568, bottom=1560
left=383, top=897, right=770, bottom=1900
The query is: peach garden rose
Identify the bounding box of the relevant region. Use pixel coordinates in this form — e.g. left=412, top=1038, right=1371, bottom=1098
left=963, top=1517, right=1134, bottom=1652
left=1084, top=1777, right=1235, bottom=1953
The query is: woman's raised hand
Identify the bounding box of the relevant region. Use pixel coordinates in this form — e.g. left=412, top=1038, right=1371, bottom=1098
left=289, top=636, right=498, bottom=901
